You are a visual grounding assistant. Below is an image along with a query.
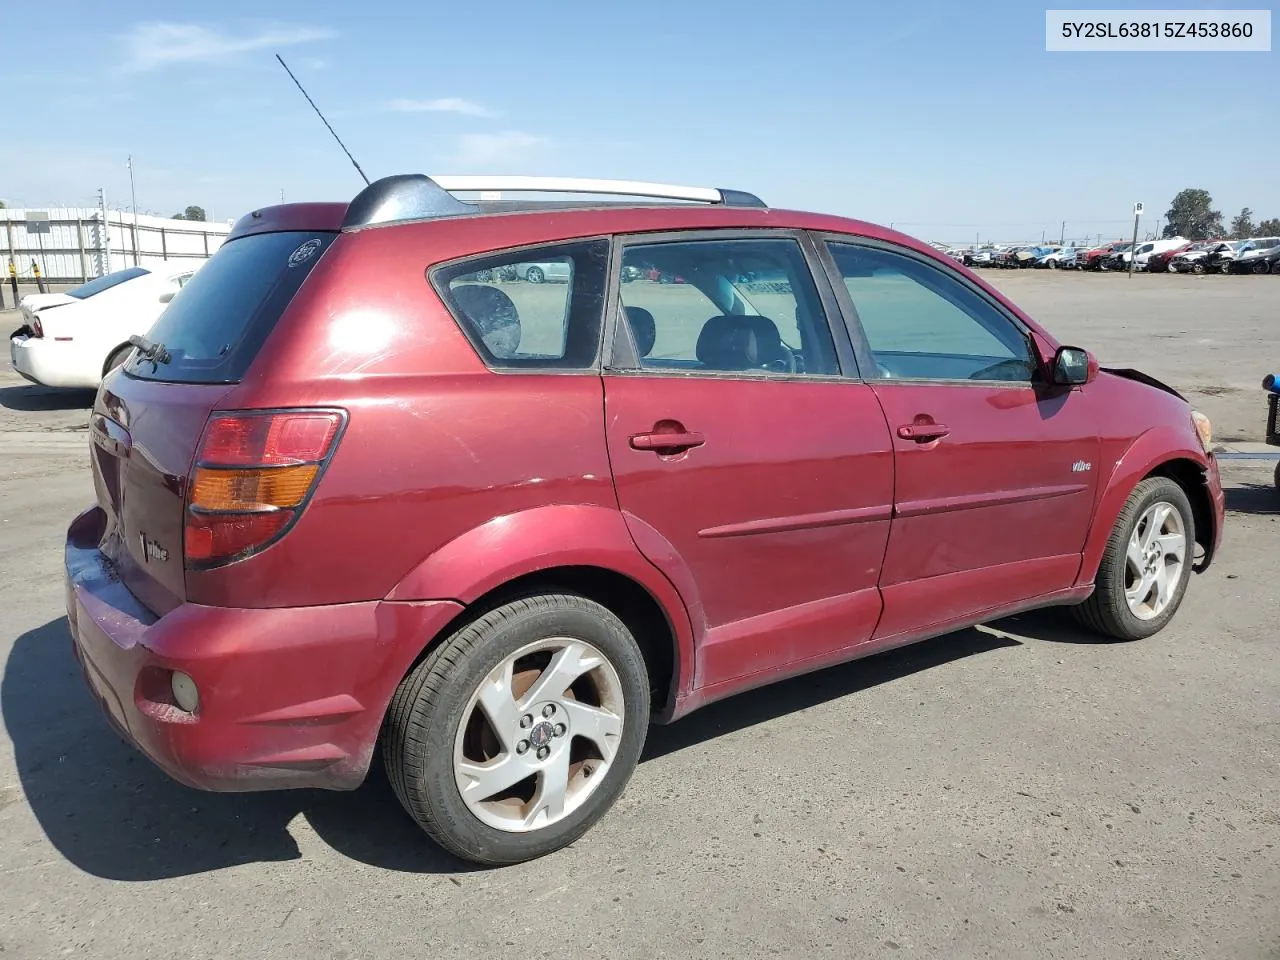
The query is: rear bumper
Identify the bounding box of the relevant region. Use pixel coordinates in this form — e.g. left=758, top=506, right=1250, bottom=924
left=10, top=335, right=100, bottom=389
left=65, top=506, right=464, bottom=792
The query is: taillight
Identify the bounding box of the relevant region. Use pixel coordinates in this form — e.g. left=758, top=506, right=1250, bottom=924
left=32, top=318, right=43, bottom=338
left=184, top=409, right=346, bottom=566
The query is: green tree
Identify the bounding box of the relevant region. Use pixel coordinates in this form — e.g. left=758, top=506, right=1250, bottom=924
left=170, top=205, right=207, bottom=222
left=1229, top=207, right=1256, bottom=239
left=1162, top=188, right=1223, bottom=240
left=1257, top=217, right=1280, bottom=236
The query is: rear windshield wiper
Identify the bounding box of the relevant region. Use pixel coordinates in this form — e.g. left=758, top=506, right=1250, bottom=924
left=128, top=335, right=171, bottom=365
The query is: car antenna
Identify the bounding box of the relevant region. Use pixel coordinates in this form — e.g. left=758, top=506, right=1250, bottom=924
left=274, top=53, right=370, bottom=186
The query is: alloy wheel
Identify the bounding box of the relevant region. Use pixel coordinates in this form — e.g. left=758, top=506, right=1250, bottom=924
left=453, top=637, right=625, bottom=832
left=1124, top=501, right=1186, bottom=620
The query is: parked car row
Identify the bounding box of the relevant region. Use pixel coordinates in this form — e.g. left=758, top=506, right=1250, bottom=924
left=952, top=235, right=1280, bottom=275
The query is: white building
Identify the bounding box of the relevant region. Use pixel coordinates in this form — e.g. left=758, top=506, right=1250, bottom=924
left=1, top=207, right=232, bottom=282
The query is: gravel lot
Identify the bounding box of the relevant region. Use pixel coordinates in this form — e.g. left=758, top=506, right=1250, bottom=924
left=1, top=271, right=1277, bottom=960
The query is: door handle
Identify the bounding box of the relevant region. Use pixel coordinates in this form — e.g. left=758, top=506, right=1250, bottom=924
left=897, top=422, right=950, bottom=442
left=630, top=430, right=706, bottom=453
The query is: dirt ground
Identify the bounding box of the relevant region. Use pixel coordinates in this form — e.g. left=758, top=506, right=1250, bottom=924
left=0, top=271, right=1277, bottom=960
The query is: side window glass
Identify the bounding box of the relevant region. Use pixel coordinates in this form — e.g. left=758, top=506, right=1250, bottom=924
left=617, top=237, right=838, bottom=377
left=433, top=239, right=609, bottom=369
left=827, top=242, right=1035, bottom=383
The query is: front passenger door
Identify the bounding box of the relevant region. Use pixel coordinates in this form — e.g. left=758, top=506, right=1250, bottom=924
left=822, top=238, right=1101, bottom=642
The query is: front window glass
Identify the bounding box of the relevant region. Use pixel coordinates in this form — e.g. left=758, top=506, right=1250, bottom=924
left=828, top=242, right=1035, bottom=383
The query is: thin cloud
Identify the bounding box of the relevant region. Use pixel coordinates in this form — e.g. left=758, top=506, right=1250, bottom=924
left=448, top=131, right=548, bottom=169
left=384, top=97, right=496, bottom=118
left=120, top=21, right=336, bottom=72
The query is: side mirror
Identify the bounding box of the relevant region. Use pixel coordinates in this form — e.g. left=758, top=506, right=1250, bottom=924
left=1053, top=345, right=1097, bottom=386
left=159, top=290, right=176, bottom=304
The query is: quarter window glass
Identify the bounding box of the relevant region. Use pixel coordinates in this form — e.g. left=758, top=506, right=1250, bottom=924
left=618, top=237, right=838, bottom=376
left=434, top=240, right=609, bottom=369
left=827, top=243, right=1035, bottom=383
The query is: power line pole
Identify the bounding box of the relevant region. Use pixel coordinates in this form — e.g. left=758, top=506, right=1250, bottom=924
left=127, top=155, right=139, bottom=267
left=1129, top=202, right=1143, bottom=278
left=97, top=187, right=110, bottom=276
left=1060, top=220, right=1066, bottom=245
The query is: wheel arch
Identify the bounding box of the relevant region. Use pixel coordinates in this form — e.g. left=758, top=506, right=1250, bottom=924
left=1078, top=431, right=1217, bottom=585
left=385, top=505, right=697, bottom=720
left=1147, top=457, right=1217, bottom=571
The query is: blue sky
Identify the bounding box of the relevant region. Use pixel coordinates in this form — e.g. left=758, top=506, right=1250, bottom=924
left=1, top=0, right=1274, bottom=244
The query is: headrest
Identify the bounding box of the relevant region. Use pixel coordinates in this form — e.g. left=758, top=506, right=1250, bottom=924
left=624, top=306, right=656, bottom=357
left=451, top=284, right=521, bottom=357
left=696, top=314, right=785, bottom=371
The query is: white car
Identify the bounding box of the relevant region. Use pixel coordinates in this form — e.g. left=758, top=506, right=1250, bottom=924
left=1229, top=237, right=1280, bottom=274
left=9, top=265, right=196, bottom=388
left=513, top=261, right=571, bottom=283
left=1118, top=237, right=1188, bottom=271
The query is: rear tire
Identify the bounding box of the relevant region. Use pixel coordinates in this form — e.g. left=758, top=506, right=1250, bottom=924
left=524, top=266, right=545, bottom=284
left=1071, top=477, right=1195, bottom=641
left=382, top=593, right=650, bottom=866
left=1191, top=262, right=1206, bottom=275
left=103, top=345, right=133, bottom=376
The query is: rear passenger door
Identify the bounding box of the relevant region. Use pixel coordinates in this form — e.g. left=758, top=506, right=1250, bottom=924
left=602, top=231, right=895, bottom=693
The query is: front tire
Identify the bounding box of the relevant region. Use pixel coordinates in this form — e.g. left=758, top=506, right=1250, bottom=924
left=382, top=593, right=650, bottom=866
left=524, top=266, right=545, bottom=284
left=1072, top=477, right=1195, bottom=640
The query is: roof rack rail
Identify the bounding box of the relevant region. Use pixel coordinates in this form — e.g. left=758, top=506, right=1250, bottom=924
left=341, top=174, right=766, bottom=229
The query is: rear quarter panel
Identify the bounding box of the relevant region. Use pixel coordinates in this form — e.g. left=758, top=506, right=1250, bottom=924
left=184, top=231, right=622, bottom=610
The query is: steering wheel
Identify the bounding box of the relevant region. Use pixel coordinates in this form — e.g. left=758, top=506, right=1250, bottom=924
left=968, top=358, right=1031, bottom=381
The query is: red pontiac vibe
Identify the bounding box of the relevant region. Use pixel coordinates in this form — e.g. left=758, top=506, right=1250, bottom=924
left=64, top=174, right=1225, bottom=865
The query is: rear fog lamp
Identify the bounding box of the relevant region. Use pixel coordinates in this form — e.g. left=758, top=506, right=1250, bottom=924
left=171, top=671, right=200, bottom=714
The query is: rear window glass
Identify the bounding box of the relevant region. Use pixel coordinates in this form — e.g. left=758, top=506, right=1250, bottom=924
left=432, top=239, right=609, bottom=370
left=126, top=231, right=335, bottom=384
left=67, top=267, right=150, bottom=299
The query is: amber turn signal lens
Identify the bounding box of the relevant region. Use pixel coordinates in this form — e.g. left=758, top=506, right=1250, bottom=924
left=190, top=464, right=319, bottom=511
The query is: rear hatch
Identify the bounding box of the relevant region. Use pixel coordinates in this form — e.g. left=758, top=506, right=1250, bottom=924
left=89, top=229, right=337, bottom=614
